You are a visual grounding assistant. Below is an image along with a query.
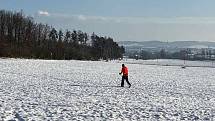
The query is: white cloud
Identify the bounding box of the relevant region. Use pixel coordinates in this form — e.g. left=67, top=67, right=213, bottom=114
left=38, top=10, right=50, bottom=16
left=77, top=15, right=86, bottom=21
left=40, top=12, right=215, bottom=24
left=44, top=13, right=114, bottom=22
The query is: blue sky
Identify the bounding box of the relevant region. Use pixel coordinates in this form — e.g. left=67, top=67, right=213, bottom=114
left=1, top=0, right=215, bottom=41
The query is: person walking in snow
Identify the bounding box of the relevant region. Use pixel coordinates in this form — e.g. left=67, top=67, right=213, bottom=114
left=119, top=64, right=131, bottom=88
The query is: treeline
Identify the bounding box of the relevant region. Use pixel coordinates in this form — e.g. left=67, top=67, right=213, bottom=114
left=128, top=49, right=191, bottom=60
left=0, top=10, right=124, bottom=60
left=129, top=48, right=215, bottom=61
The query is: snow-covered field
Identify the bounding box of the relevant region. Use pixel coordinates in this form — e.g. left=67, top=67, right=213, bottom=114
left=0, top=58, right=215, bottom=120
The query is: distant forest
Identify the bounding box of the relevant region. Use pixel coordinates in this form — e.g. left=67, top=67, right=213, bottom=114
left=0, top=10, right=125, bottom=60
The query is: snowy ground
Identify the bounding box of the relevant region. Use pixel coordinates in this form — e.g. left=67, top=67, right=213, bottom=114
left=0, top=58, right=215, bottom=120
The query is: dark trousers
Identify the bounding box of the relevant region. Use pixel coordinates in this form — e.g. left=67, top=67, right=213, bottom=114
left=121, top=76, right=131, bottom=87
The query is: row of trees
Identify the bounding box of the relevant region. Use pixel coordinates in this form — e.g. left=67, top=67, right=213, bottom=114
left=0, top=10, right=124, bottom=60
left=128, top=48, right=215, bottom=61
left=128, top=49, right=190, bottom=60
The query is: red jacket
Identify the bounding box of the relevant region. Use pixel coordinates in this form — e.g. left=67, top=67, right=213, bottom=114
left=121, top=66, right=128, bottom=76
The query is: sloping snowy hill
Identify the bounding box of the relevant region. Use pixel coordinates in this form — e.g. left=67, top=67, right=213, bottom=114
left=0, top=59, right=215, bottom=120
